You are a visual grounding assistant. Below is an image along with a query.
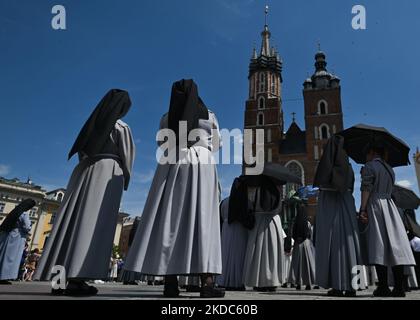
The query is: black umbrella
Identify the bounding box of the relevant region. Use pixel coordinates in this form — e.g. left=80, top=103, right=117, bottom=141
left=338, top=124, right=410, bottom=168
left=0, top=199, right=36, bottom=233
left=393, top=185, right=420, bottom=210
left=262, top=163, right=302, bottom=185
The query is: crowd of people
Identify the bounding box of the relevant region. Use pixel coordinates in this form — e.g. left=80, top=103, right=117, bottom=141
left=0, top=79, right=419, bottom=299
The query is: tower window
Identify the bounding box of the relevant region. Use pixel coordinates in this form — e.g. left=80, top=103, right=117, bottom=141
left=258, top=96, right=265, bottom=109
left=320, top=124, right=330, bottom=140
left=285, top=161, right=305, bottom=194
left=314, top=145, right=319, bottom=160
left=259, top=73, right=266, bottom=92
left=267, top=128, right=272, bottom=143
left=271, top=74, right=276, bottom=95
left=268, top=148, right=273, bottom=162
left=318, top=100, right=328, bottom=115
left=257, top=112, right=264, bottom=126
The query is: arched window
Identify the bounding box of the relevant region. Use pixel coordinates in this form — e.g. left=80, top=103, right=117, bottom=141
left=318, top=100, right=328, bottom=115
left=257, top=112, right=264, bottom=126
left=258, top=96, right=265, bottom=109
left=57, top=192, right=64, bottom=202
left=285, top=160, right=305, bottom=195
left=319, top=124, right=330, bottom=140
left=259, top=72, right=266, bottom=92
left=271, top=74, right=276, bottom=95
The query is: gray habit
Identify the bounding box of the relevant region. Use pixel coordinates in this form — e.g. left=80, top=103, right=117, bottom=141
left=216, top=197, right=248, bottom=288
left=315, top=189, right=362, bottom=291
left=0, top=212, right=31, bottom=280
left=360, top=159, right=415, bottom=267
left=243, top=188, right=285, bottom=288
left=35, top=120, right=135, bottom=280
left=288, top=237, right=316, bottom=287
left=124, top=111, right=222, bottom=276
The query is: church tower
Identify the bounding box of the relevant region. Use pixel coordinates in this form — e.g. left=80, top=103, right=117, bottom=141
left=244, top=7, right=283, bottom=166
left=302, top=49, right=344, bottom=183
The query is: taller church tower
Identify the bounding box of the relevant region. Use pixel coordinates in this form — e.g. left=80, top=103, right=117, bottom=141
left=243, top=7, right=283, bottom=166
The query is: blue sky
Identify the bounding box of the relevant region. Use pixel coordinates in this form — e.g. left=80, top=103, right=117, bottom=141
left=1, top=0, right=419, bottom=218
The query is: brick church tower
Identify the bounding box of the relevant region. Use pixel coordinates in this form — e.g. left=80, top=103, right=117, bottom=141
left=242, top=11, right=345, bottom=219
left=243, top=10, right=283, bottom=166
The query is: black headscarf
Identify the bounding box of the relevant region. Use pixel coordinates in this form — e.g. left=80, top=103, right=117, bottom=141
left=228, top=177, right=255, bottom=230
left=168, top=79, right=209, bottom=140
left=0, top=199, right=36, bottom=233
left=68, top=89, right=132, bottom=160
left=292, top=204, right=310, bottom=245
left=314, top=134, right=352, bottom=193
left=256, top=175, right=281, bottom=212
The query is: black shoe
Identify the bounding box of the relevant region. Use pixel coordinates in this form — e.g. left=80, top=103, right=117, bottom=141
left=65, top=281, right=98, bottom=297
left=344, top=291, right=357, bottom=298
left=327, top=289, right=344, bottom=297
left=281, top=283, right=288, bottom=288
left=164, top=284, right=180, bottom=298
left=391, top=288, right=406, bottom=298
left=313, top=286, right=320, bottom=290
left=0, top=280, right=12, bottom=285
left=296, top=285, right=301, bottom=291
left=51, top=288, right=65, bottom=296
left=373, top=286, right=391, bottom=298
left=200, top=286, right=225, bottom=298
left=305, top=285, right=312, bottom=291
left=265, top=287, right=277, bottom=292
left=186, top=285, right=201, bottom=293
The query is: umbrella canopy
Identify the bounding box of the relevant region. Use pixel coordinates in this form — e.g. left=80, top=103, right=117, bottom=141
left=261, top=163, right=302, bottom=185
left=0, top=199, right=36, bottom=233
left=393, top=185, right=420, bottom=210
left=242, top=163, right=301, bottom=187
left=338, top=124, right=410, bottom=168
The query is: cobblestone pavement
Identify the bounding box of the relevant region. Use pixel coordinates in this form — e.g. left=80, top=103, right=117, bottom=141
left=0, top=282, right=420, bottom=300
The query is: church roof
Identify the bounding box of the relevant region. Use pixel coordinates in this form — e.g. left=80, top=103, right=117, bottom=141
left=279, top=122, right=307, bottom=155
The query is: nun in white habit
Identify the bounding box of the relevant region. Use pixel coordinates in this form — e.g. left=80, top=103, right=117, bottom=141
left=243, top=175, right=285, bottom=291
left=34, top=89, right=135, bottom=296
left=216, top=177, right=254, bottom=290
left=124, top=79, right=224, bottom=298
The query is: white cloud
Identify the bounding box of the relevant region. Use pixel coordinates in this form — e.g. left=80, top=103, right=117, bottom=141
left=396, top=180, right=414, bottom=189
left=0, top=164, right=10, bottom=176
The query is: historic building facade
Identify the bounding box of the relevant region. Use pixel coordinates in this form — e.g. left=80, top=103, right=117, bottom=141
left=243, top=16, right=344, bottom=218
left=0, top=177, right=129, bottom=252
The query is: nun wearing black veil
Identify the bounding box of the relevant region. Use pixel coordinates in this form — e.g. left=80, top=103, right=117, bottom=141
left=216, top=177, right=255, bottom=290
left=124, top=79, right=224, bottom=298
left=313, top=134, right=362, bottom=297
left=34, top=89, right=135, bottom=296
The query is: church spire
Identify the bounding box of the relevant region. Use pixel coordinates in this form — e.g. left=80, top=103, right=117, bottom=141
left=260, top=5, right=271, bottom=56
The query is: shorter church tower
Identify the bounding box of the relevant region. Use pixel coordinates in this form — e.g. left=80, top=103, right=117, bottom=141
left=302, top=49, right=344, bottom=183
